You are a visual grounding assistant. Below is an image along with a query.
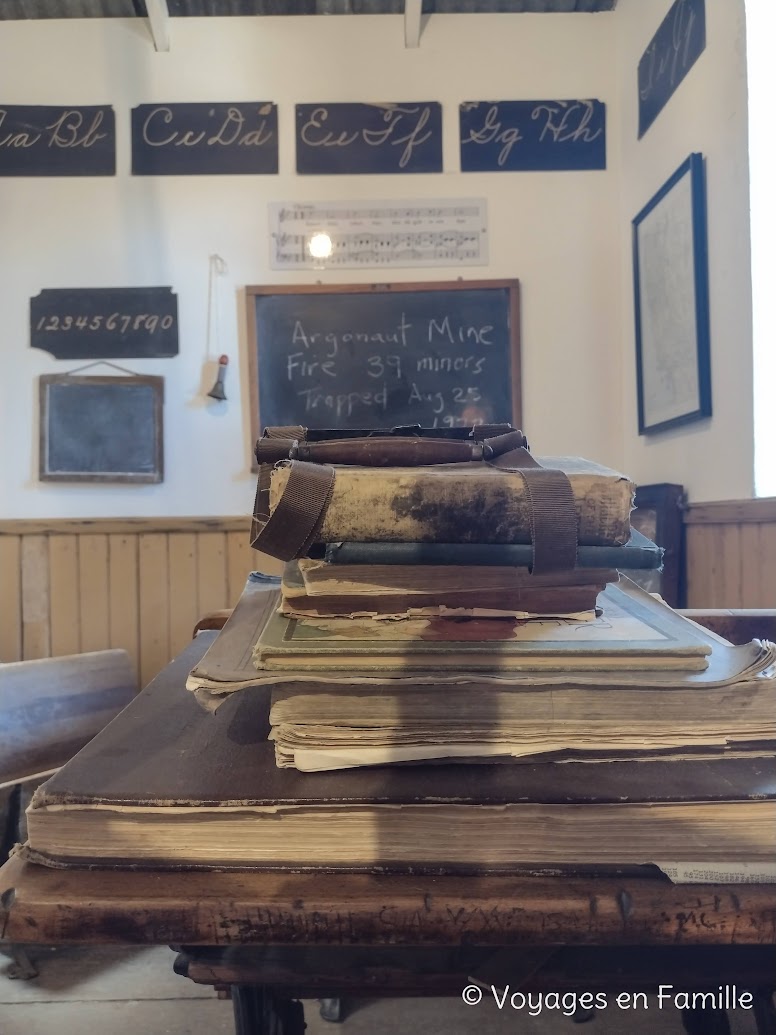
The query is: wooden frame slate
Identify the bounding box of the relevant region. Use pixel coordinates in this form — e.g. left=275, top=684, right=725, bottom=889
left=39, top=374, right=164, bottom=484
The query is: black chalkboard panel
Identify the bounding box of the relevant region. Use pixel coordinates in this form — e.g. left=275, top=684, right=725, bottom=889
left=460, top=100, right=606, bottom=172
left=0, top=106, right=115, bottom=177
left=131, top=103, right=278, bottom=175
left=246, top=281, right=520, bottom=451
left=296, top=103, right=442, bottom=174
left=30, top=287, right=178, bottom=359
left=39, top=375, right=164, bottom=483
left=638, top=0, right=706, bottom=138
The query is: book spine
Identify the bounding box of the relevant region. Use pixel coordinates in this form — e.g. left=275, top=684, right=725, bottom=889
left=323, top=542, right=661, bottom=570
left=280, top=584, right=603, bottom=617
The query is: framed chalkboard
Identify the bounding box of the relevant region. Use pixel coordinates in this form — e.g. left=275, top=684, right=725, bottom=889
left=245, top=280, right=520, bottom=453
left=39, top=375, right=164, bottom=483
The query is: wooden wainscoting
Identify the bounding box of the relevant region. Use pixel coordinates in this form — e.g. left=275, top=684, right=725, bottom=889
left=684, top=498, right=776, bottom=608
left=0, top=518, right=279, bottom=689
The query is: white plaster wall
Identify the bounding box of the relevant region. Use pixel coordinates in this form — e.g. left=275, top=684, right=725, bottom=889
left=615, top=0, right=753, bottom=502
left=0, top=13, right=622, bottom=519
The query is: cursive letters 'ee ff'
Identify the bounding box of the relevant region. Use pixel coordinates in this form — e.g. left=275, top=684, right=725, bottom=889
left=300, top=105, right=433, bottom=168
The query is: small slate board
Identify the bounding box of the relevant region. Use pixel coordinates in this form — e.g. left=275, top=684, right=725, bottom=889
left=131, top=103, right=278, bottom=175
left=638, top=0, right=706, bottom=138
left=460, top=100, right=606, bottom=172
left=30, top=287, right=178, bottom=360
left=296, top=103, right=442, bottom=175
left=39, top=375, right=164, bottom=484
left=0, top=105, right=115, bottom=177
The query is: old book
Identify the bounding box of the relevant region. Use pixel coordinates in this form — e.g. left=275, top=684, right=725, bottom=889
left=281, top=561, right=605, bottom=620
left=269, top=674, right=776, bottom=771
left=23, top=635, right=776, bottom=872
left=270, top=456, right=634, bottom=546
left=186, top=577, right=776, bottom=701
left=254, top=578, right=713, bottom=675
left=296, top=559, right=619, bottom=597
left=311, top=527, right=663, bottom=570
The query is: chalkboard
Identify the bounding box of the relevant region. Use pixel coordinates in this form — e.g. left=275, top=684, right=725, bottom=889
left=460, top=100, right=606, bottom=172
left=0, top=106, right=115, bottom=177
left=245, top=280, right=520, bottom=451
left=131, top=103, right=278, bottom=175
left=296, top=103, right=442, bottom=175
left=30, top=287, right=178, bottom=359
left=638, top=0, right=706, bottom=138
left=39, top=375, right=164, bottom=483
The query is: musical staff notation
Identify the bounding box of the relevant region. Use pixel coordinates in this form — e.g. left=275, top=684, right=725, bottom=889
left=269, top=199, right=488, bottom=270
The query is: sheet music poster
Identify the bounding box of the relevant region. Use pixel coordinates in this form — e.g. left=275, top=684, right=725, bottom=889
left=269, top=199, right=488, bottom=270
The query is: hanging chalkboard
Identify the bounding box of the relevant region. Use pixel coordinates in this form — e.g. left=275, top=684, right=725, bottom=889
left=39, top=375, right=164, bottom=483
left=245, top=280, right=520, bottom=452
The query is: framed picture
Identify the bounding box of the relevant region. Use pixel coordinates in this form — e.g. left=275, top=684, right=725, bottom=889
left=632, top=152, right=711, bottom=435
left=628, top=482, right=686, bottom=608
left=39, top=374, right=164, bottom=483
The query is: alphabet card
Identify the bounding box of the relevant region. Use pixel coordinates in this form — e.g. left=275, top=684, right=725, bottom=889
left=131, top=102, right=278, bottom=175
left=0, top=105, right=115, bottom=176
left=460, top=100, right=606, bottom=172
left=296, top=103, right=442, bottom=175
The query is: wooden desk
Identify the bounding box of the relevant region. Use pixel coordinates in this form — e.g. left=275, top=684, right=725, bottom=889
left=3, top=615, right=776, bottom=1035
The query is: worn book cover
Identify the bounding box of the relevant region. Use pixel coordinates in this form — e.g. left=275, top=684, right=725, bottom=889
left=281, top=561, right=604, bottom=620
left=269, top=673, right=776, bottom=771
left=254, top=579, right=713, bottom=674
left=270, top=456, right=634, bottom=546
left=187, top=576, right=776, bottom=699
left=23, top=633, right=776, bottom=873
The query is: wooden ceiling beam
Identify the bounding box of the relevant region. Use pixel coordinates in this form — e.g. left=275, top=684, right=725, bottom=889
left=404, top=0, right=422, bottom=48
left=145, top=0, right=170, bottom=51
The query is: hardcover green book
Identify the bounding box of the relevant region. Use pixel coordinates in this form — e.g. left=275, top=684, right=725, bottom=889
left=253, top=578, right=712, bottom=675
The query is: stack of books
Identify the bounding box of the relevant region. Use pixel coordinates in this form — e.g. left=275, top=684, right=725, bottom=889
left=20, top=438, right=776, bottom=876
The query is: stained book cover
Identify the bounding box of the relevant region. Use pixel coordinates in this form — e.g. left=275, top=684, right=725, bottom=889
left=187, top=576, right=776, bottom=699
left=269, top=456, right=634, bottom=546
left=254, top=578, right=713, bottom=673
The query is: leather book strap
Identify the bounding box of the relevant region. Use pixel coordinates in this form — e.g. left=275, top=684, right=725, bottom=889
left=250, top=460, right=335, bottom=562
left=251, top=426, right=578, bottom=571
left=489, top=447, right=578, bottom=574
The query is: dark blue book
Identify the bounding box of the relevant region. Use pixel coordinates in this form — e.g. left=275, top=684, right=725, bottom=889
left=316, top=527, right=662, bottom=570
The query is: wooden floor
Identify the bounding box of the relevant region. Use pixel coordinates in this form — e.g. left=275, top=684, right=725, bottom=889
left=0, top=945, right=762, bottom=1035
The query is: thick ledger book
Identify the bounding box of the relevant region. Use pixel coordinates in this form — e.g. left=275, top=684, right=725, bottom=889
left=268, top=672, right=776, bottom=771
left=313, top=527, right=662, bottom=569
left=281, top=560, right=605, bottom=619
left=270, top=456, right=634, bottom=546
left=186, top=576, right=776, bottom=700
left=23, top=634, right=776, bottom=873
left=253, top=579, right=713, bottom=675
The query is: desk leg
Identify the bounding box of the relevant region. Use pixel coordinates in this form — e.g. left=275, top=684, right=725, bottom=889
left=231, top=985, right=305, bottom=1035
left=680, top=1007, right=731, bottom=1035
left=753, top=990, right=776, bottom=1035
